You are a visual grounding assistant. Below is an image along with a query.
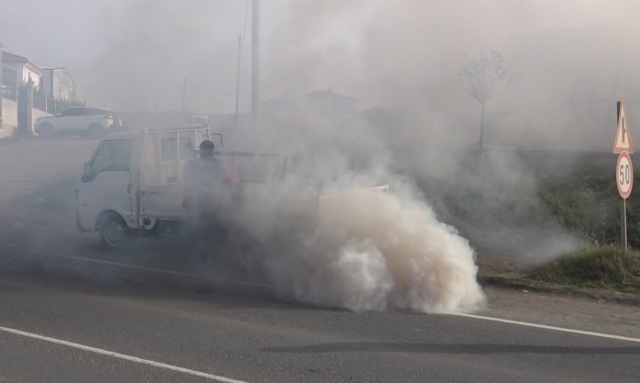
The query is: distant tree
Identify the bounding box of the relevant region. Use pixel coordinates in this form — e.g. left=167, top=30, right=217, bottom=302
left=460, top=50, right=511, bottom=152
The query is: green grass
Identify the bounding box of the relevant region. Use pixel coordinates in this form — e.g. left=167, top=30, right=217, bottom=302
left=529, top=246, right=640, bottom=293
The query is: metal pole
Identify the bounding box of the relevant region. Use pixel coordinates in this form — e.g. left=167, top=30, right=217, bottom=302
left=182, top=78, right=187, bottom=119
left=234, top=35, right=242, bottom=130
left=24, top=78, right=33, bottom=136
left=621, top=198, right=628, bottom=251
left=251, top=0, right=260, bottom=130
left=0, top=43, right=3, bottom=129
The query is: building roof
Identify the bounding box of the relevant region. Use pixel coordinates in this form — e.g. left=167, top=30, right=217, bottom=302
left=304, top=89, right=358, bottom=102
left=1, top=51, right=29, bottom=63
left=42, top=66, right=70, bottom=71
left=2, top=51, right=45, bottom=77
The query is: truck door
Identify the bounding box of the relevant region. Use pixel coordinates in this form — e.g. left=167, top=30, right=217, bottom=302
left=76, top=139, right=134, bottom=230
left=138, top=132, right=196, bottom=221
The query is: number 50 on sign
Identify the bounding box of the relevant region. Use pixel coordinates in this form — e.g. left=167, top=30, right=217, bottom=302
left=616, top=151, right=633, bottom=199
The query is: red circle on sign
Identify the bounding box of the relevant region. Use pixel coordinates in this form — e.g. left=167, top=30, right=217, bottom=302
left=616, top=151, right=634, bottom=199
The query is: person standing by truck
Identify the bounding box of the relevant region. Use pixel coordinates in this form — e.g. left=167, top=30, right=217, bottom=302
left=182, top=139, right=229, bottom=259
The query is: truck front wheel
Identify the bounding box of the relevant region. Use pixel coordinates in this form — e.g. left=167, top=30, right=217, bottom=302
left=98, top=212, right=130, bottom=249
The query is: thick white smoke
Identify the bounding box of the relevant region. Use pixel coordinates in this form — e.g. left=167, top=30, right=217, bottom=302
left=315, top=188, right=483, bottom=313
left=223, top=103, right=485, bottom=313
left=234, top=174, right=484, bottom=313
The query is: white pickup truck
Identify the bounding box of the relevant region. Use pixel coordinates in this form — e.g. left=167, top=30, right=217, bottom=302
left=75, top=126, right=219, bottom=247
left=75, top=125, right=389, bottom=249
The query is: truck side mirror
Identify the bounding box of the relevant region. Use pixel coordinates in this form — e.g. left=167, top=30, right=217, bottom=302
left=81, top=162, right=91, bottom=183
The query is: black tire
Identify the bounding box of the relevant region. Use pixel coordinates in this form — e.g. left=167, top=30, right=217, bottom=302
left=98, top=212, right=130, bottom=249
left=38, top=123, right=54, bottom=138
left=88, top=123, right=104, bottom=138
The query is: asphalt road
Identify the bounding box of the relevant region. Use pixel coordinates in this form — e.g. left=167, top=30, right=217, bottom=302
left=0, top=137, right=639, bottom=382
left=1, top=255, right=639, bottom=383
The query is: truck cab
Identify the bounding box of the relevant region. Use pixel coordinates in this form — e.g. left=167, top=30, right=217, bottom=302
left=75, top=126, right=215, bottom=247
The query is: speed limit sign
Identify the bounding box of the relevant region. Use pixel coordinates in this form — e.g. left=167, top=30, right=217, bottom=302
left=616, top=151, right=634, bottom=199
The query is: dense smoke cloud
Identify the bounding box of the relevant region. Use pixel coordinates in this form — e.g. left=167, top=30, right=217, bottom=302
left=2, top=0, right=639, bottom=312
left=57, top=0, right=640, bottom=148
left=235, top=180, right=485, bottom=313
left=85, top=0, right=251, bottom=112
left=4, top=1, right=640, bottom=114
left=223, top=105, right=485, bottom=313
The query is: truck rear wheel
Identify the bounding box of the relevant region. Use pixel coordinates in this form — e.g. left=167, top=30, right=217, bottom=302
left=98, top=212, right=130, bottom=249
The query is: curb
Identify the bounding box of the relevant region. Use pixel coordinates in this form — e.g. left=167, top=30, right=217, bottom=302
left=479, top=275, right=640, bottom=306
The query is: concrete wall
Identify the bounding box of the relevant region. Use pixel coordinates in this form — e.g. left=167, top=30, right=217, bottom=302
left=0, top=97, right=51, bottom=139
left=0, top=98, right=18, bottom=138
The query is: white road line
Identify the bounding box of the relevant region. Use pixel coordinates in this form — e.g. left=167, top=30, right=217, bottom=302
left=452, top=313, right=640, bottom=343
left=16, top=251, right=640, bottom=346
left=0, top=325, right=248, bottom=383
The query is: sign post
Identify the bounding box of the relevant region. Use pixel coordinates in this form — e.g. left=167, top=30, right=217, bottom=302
left=613, top=101, right=634, bottom=251
left=616, top=151, right=633, bottom=250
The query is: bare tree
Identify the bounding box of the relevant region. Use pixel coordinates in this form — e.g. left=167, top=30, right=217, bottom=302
left=460, top=50, right=510, bottom=151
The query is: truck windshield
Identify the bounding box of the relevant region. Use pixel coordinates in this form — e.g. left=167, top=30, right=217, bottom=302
left=82, top=139, right=133, bottom=182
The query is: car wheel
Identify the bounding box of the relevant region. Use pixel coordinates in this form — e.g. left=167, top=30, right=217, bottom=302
left=88, top=123, right=104, bottom=138
left=38, top=123, right=54, bottom=138
left=98, top=212, right=130, bottom=249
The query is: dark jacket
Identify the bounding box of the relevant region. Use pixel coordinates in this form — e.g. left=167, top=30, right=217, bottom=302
left=182, top=156, right=229, bottom=211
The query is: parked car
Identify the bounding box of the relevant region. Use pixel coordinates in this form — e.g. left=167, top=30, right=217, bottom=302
left=185, top=115, right=209, bottom=126
left=35, top=107, right=127, bottom=138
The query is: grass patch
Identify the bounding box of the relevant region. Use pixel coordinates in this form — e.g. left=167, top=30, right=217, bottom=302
left=529, top=246, right=640, bottom=293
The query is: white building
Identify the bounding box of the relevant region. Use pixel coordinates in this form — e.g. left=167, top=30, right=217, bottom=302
left=42, top=67, right=76, bottom=102
left=1, top=51, right=44, bottom=89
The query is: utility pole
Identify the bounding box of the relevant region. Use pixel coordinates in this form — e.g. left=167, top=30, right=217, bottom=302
left=251, top=0, right=260, bottom=130
left=0, top=43, right=3, bottom=130
left=182, top=77, right=187, bottom=119
left=234, top=35, right=242, bottom=130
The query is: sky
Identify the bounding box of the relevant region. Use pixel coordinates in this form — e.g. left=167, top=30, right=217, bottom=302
left=2, top=0, right=640, bottom=148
